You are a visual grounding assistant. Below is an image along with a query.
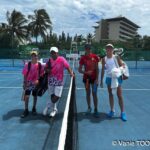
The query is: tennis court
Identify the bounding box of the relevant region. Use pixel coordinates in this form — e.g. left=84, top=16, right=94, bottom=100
left=75, top=61, right=150, bottom=150
left=0, top=60, right=75, bottom=150
left=0, top=60, right=150, bottom=150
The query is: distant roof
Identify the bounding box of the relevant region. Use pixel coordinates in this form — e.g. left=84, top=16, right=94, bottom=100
left=106, top=16, right=140, bottom=28
left=92, top=26, right=99, bottom=28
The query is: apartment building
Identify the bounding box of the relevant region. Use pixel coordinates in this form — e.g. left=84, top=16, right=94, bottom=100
left=93, top=16, right=140, bottom=42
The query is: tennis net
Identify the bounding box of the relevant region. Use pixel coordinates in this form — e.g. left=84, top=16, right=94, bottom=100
left=42, top=60, right=78, bottom=150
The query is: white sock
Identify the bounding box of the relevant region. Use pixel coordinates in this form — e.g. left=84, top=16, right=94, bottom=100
left=47, top=100, right=54, bottom=109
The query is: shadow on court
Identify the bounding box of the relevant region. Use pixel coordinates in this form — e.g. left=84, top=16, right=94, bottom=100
left=2, top=109, right=64, bottom=124
left=2, top=109, right=23, bottom=120
left=77, top=112, right=120, bottom=123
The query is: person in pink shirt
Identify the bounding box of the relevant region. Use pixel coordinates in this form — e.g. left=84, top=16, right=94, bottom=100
left=21, top=51, right=44, bottom=118
left=43, top=47, right=74, bottom=117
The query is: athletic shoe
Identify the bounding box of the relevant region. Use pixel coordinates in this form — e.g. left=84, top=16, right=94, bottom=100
left=21, top=109, right=29, bottom=118
left=85, top=107, right=92, bottom=115
left=49, top=109, right=57, bottom=117
left=32, top=107, right=37, bottom=115
left=107, top=111, right=115, bottom=118
left=93, top=110, right=99, bottom=118
left=43, top=107, right=49, bottom=116
left=121, top=112, right=127, bottom=121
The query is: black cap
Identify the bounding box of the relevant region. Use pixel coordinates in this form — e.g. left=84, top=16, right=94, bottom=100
left=85, top=44, right=91, bottom=49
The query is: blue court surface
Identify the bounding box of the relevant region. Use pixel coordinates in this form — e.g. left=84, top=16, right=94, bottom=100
left=75, top=66, right=150, bottom=150
left=0, top=60, right=150, bottom=150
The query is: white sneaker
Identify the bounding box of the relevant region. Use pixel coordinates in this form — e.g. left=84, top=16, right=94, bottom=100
left=43, top=107, right=49, bottom=116
left=49, top=109, right=57, bottom=117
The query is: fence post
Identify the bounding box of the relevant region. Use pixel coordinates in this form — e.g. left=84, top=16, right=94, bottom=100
left=135, top=50, right=137, bottom=69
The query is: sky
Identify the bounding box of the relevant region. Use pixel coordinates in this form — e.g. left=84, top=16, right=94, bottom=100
left=0, top=0, right=150, bottom=37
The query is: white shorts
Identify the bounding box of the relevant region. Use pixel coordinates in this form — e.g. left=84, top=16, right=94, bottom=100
left=48, top=85, right=63, bottom=97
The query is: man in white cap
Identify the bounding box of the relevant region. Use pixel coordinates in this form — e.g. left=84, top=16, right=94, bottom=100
left=100, top=44, right=127, bottom=121
left=43, top=46, right=74, bottom=117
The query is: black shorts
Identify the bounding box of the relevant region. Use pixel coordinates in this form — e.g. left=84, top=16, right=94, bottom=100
left=83, top=78, right=95, bottom=84
left=25, top=88, right=37, bottom=97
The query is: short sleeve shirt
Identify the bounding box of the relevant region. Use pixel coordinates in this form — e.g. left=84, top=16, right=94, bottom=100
left=46, top=56, right=70, bottom=86
left=79, top=53, right=99, bottom=80
left=22, top=62, right=44, bottom=90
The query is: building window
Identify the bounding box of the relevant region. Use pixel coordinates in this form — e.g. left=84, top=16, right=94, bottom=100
left=119, top=31, right=133, bottom=38
left=120, top=22, right=137, bottom=31
left=120, top=26, right=135, bottom=34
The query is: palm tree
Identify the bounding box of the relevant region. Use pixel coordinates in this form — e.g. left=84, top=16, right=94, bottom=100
left=28, top=9, right=52, bottom=44
left=0, top=10, right=28, bottom=66
left=0, top=10, right=28, bottom=46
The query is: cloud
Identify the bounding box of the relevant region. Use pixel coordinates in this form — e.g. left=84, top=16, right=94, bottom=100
left=0, top=0, right=150, bottom=36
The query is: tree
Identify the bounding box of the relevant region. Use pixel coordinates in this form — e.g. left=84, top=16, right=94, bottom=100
left=66, top=33, right=72, bottom=50
left=28, top=9, right=52, bottom=44
left=0, top=9, right=28, bottom=47
left=87, top=33, right=93, bottom=44
left=142, top=36, right=150, bottom=50
left=61, top=31, right=66, bottom=49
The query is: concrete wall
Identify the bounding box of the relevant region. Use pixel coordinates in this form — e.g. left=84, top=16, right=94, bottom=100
left=108, top=21, right=120, bottom=40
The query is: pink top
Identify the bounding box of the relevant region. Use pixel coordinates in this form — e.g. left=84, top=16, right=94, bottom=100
left=46, top=56, right=70, bottom=86
left=22, top=62, right=44, bottom=84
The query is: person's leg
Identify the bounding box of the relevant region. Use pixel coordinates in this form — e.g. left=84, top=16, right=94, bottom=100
left=117, top=86, right=127, bottom=121
left=91, top=83, right=98, bottom=112
left=21, top=90, right=30, bottom=118
left=84, top=83, right=91, bottom=112
left=33, top=96, right=37, bottom=108
left=43, top=85, right=54, bottom=116
left=49, top=86, right=63, bottom=117
left=51, top=94, right=59, bottom=103
left=32, top=96, right=37, bottom=115
left=107, top=86, right=114, bottom=111
left=117, top=86, right=124, bottom=112
left=24, top=95, right=29, bottom=110
left=106, top=77, right=114, bottom=113
left=50, top=94, right=59, bottom=117
left=107, top=85, right=115, bottom=118
left=92, top=83, right=99, bottom=117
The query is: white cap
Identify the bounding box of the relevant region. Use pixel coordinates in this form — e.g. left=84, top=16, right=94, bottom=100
left=106, top=44, right=114, bottom=49
left=50, top=47, right=58, bottom=53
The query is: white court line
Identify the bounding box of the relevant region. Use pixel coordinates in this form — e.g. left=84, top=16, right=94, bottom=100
left=74, top=73, right=150, bottom=77
left=0, top=72, right=21, bottom=74
left=0, top=77, right=21, bottom=79
left=129, top=74, right=150, bottom=76
left=0, top=87, right=22, bottom=89
left=0, top=86, right=149, bottom=91
left=76, top=87, right=150, bottom=91
left=0, top=87, right=68, bottom=89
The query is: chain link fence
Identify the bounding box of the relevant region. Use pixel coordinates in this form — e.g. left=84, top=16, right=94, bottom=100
left=0, top=48, right=150, bottom=69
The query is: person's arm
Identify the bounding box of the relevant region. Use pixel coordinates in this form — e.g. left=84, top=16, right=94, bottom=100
left=100, top=58, right=105, bottom=88
left=67, top=67, right=74, bottom=77
left=23, top=76, right=27, bottom=89
left=94, top=63, right=99, bottom=85
left=62, top=57, right=74, bottom=77
left=22, top=64, right=28, bottom=89
left=78, top=56, right=85, bottom=74
left=95, top=56, right=99, bottom=84
left=117, top=55, right=124, bottom=67
left=78, top=64, right=85, bottom=74
left=45, top=60, right=51, bottom=74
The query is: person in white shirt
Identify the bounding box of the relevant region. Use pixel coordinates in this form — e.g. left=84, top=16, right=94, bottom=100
left=100, top=44, right=127, bottom=121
